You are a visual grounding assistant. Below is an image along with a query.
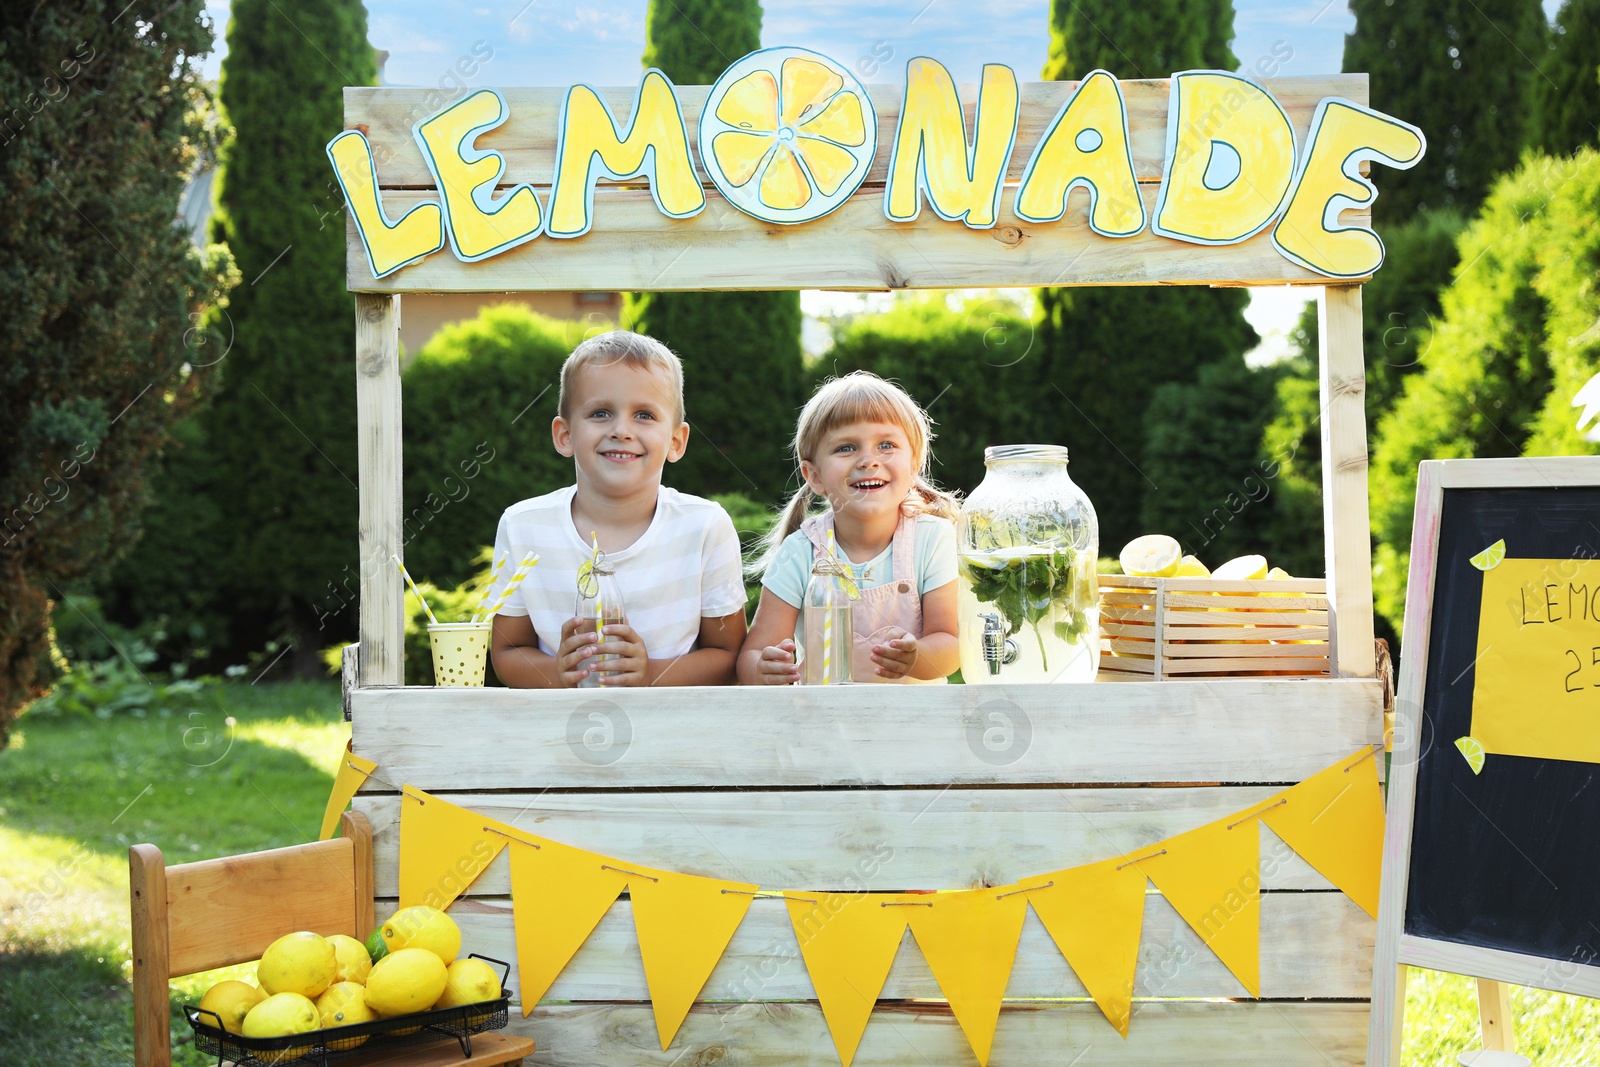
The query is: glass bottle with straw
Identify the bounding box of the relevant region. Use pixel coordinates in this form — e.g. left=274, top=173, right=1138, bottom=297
left=574, top=534, right=625, bottom=688
left=801, top=530, right=858, bottom=685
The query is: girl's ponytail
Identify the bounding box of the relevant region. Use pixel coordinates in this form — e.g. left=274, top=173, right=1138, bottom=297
left=748, top=484, right=815, bottom=578
left=905, top=474, right=960, bottom=523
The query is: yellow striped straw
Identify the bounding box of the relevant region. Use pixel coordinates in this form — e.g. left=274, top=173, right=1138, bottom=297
left=469, top=553, right=507, bottom=624
left=591, top=532, right=602, bottom=628
left=480, top=552, right=539, bottom=619
left=822, top=529, right=835, bottom=685
left=393, top=556, right=438, bottom=626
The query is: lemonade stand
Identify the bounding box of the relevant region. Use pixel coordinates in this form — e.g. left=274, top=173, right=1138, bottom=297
left=317, top=52, right=1412, bottom=1066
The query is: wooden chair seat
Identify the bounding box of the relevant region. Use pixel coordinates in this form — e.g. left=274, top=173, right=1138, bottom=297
left=130, top=811, right=533, bottom=1067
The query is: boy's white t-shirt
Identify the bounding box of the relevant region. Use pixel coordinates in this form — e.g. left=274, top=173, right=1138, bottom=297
left=490, top=486, right=746, bottom=659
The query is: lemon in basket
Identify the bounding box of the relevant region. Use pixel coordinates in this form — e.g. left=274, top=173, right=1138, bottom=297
left=316, top=981, right=376, bottom=1050
left=1119, top=534, right=1182, bottom=578
left=257, top=931, right=337, bottom=999
left=242, top=991, right=319, bottom=1064
left=1175, top=554, right=1210, bottom=577
left=1212, top=554, right=1269, bottom=581
left=434, top=957, right=502, bottom=1026
left=365, top=947, right=449, bottom=1018
left=326, top=933, right=372, bottom=985
left=381, top=904, right=461, bottom=964
left=198, top=979, right=266, bottom=1034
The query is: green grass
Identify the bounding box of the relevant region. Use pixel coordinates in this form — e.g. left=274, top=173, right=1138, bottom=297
left=2, top=679, right=1598, bottom=1065
left=0, top=680, right=349, bottom=1067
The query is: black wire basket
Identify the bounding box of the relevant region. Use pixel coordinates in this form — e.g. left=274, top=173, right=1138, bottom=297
left=184, top=954, right=513, bottom=1067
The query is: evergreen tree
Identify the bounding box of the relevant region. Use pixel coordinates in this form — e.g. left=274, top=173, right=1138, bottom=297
left=1033, top=0, right=1255, bottom=554
left=0, top=0, right=235, bottom=741
left=1140, top=356, right=1286, bottom=566
left=1344, top=0, right=1547, bottom=223
left=1368, top=150, right=1600, bottom=636
left=626, top=0, right=804, bottom=505
left=1254, top=210, right=1466, bottom=589
left=114, top=0, right=375, bottom=669
left=1534, top=0, right=1600, bottom=154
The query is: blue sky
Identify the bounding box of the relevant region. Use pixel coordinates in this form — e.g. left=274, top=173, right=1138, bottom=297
left=200, top=0, right=1366, bottom=86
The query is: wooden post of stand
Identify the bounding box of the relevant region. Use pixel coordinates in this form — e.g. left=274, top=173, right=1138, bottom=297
left=1477, top=979, right=1516, bottom=1053
left=1319, top=284, right=1376, bottom=678
left=355, top=294, right=404, bottom=687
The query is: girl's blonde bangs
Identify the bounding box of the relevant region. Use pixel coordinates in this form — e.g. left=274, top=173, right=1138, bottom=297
left=800, top=376, right=930, bottom=463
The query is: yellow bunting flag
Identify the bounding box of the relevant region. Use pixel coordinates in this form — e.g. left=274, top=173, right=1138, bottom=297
left=506, top=833, right=630, bottom=1015
left=1261, top=749, right=1385, bottom=918
left=1134, top=815, right=1261, bottom=998
left=783, top=891, right=912, bottom=1067
left=318, top=741, right=376, bottom=841
left=1026, top=857, right=1148, bottom=1037
left=397, top=788, right=507, bottom=912
left=631, top=868, right=759, bottom=1049
left=906, top=887, right=1029, bottom=1067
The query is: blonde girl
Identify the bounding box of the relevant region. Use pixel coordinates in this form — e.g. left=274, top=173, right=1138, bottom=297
left=738, top=372, right=961, bottom=684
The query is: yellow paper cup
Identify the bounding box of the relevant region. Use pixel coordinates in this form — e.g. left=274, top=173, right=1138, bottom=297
left=427, top=622, right=492, bottom=687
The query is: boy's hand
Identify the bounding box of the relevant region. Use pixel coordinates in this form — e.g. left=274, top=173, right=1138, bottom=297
left=871, top=628, right=918, bottom=679
left=556, top=617, right=599, bottom=687
left=756, top=639, right=800, bottom=685
left=595, top=623, right=649, bottom=686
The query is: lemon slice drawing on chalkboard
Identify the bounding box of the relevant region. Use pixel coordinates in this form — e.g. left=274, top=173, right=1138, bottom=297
left=1469, top=539, right=1506, bottom=571
left=1454, top=736, right=1486, bottom=775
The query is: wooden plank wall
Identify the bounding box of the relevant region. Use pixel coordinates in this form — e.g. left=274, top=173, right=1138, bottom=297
left=344, top=74, right=1368, bottom=292
left=352, top=679, right=1385, bottom=1065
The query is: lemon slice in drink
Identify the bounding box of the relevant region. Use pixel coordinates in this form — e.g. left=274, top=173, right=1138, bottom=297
left=701, top=48, right=877, bottom=223
left=1455, top=736, right=1486, bottom=775
left=1212, top=554, right=1269, bottom=581
left=1469, top=539, right=1506, bottom=571
left=1119, top=535, right=1182, bottom=578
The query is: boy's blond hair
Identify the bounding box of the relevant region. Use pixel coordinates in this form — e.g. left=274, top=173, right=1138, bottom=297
left=558, top=330, right=685, bottom=425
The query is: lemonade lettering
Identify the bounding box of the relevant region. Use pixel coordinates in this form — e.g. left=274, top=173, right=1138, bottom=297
left=330, top=50, right=1425, bottom=280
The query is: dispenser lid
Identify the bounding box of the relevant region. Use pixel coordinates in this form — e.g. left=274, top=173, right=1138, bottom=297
left=984, top=444, right=1069, bottom=463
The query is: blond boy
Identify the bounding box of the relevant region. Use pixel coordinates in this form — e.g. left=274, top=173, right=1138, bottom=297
left=489, top=331, right=747, bottom=687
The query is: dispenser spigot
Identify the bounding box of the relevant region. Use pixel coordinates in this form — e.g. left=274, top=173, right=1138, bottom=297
left=979, top=613, right=1020, bottom=675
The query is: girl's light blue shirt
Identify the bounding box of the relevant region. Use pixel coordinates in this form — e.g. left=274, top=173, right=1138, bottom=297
left=761, top=513, right=959, bottom=607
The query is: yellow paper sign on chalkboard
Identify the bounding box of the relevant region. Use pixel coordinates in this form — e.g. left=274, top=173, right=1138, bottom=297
left=1472, top=557, right=1600, bottom=765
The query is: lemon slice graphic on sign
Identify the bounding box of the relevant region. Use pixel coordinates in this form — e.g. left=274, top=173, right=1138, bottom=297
left=1469, top=539, right=1506, bottom=571
left=1454, top=736, right=1486, bottom=775
left=700, top=47, right=877, bottom=224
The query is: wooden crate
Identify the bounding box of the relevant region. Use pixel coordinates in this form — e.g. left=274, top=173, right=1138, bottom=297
left=1098, top=575, right=1331, bottom=680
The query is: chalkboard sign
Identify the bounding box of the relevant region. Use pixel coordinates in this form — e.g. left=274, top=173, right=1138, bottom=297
left=1369, top=457, right=1600, bottom=1067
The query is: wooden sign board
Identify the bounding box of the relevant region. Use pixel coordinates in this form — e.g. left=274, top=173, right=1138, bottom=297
left=1369, top=457, right=1600, bottom=1066
left=336, top=70, right=1402, bottom=293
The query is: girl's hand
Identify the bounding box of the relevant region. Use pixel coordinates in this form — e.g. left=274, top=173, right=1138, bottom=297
left=757, top=639, right=800, bottom=685
left=871, top=627, right=918, bottom=679
left=595, top=623, right=649, bottom=686
left=555, top=617, right=597, bottom=687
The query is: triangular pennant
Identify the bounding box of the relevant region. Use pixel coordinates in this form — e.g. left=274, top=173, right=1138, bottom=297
left=1026, top=858, right=1148, bottom=1037
left=506, top=832, right=630, bottom=1015
left=1133, top=814, right=1261, bottom=998
left=784, top=892, right=913, bottom=1067
left=630, top=866, right=758, bottom=1049
left=1260, top=748, right=1385, bottom=918
left=397, top=787, right=507, bottom=911
left=906, top=887, right=1029, bottom=1067
left=319, top=741, right=376, bottom=840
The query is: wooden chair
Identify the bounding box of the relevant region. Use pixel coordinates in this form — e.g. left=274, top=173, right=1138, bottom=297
left=129, top=810, right=534, bottom=1066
